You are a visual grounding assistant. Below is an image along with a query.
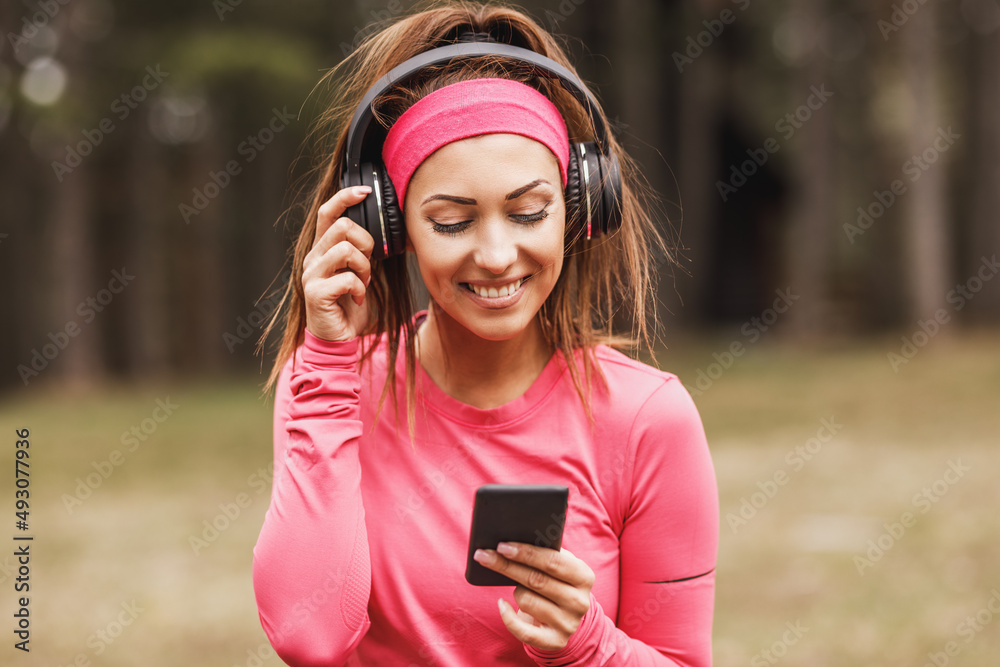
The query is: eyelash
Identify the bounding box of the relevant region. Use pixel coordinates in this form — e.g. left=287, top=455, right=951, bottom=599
left=428, top=204, right=550, bottom=235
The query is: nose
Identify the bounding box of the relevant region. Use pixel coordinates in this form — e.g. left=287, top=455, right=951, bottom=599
left=472, top=218, right=518, bottom=274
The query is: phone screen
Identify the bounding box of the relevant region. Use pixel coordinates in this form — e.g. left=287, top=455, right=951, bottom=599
left=465, top=484, right=569, bottom=586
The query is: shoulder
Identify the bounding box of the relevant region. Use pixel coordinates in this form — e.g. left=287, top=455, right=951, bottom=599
left=579, top=346, right=715, bottom=532
left=591, top=344, right=677, bottom=385
left=588, top=344, right=692, bottom=414
left=586, top=344, right=706, bottom=456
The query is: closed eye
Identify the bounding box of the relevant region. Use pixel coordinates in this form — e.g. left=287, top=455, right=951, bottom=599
left=511, top=205, right=550, bottom=224
left=428, top=219, right=472, bottom=235
left=428, top=203, right=551, bottom=235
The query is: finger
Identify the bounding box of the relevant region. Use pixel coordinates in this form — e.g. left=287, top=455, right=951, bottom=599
left=308, top=238, right=372, bottom=288
left=497, top=599, right=564, bottom=651
left=315, top=215, right=376, bottom=261
left=474, top=549, right=582, bottom=612
left=512, top=584, right=583, bottom=636
left=307, top=219, right=376, bottom=285
left=495, top=543, right=595, bottom=589
left=517, top=608, right=544, bottom=627
left=314, top=186, right=373, bottom=247
left=304, top=271, right=367, bottom=310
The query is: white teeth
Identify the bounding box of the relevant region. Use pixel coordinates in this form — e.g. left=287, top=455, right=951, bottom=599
left=469, top=278, right=523, bottom=298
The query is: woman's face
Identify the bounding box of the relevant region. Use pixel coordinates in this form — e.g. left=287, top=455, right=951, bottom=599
left=404, top=133, right=565, bottom=342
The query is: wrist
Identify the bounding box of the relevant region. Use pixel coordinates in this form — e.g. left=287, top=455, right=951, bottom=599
left=301, top=328, right=360, bottom=367
left=524, top=591, right=602, bottom=664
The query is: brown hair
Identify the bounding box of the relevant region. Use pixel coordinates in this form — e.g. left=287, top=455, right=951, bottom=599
left=256, top=0, right=672, bottom=443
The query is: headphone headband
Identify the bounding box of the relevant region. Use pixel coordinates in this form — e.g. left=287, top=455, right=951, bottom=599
left=343, top=42, right=610, bottom=187
left=340, top=39, right=623, bottom=260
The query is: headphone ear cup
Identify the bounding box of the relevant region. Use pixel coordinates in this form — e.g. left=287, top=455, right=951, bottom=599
left=598, top=150, right=623, bottom=235
left=564, top=146, right=584, bottom=241
left=575, top=142, right=623, bottom=238
left=374, top=163, right=406, bottom=258
left=346, top=162, right=381, bottom=257
left=578, top=142, right=604, bottom=240
left=355, top=162, right=405, bottom=260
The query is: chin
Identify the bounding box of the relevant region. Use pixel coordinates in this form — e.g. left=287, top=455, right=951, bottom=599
left=463, top=321, right=528, bottom=342
left=457, top=310, right=536, bottom=342
left=431, top=294, right=540, bottom=342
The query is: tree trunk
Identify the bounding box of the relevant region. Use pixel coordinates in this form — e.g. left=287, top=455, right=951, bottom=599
left=966, top=13, right=1000, bottom=322
left=124, top=107, right=172, bottom=379
left=0, top=120, right=39, bottom=389
left=611, top=0, right=676, bottom=333
left=900, top=1, right=949, bottom=321
left=50, top=166, right=102, bottom=388
left=674, top=1, right=723, bottom=325
left=785, top=0, right=835, bottom=336
left=175, top=120, right=229, bottom=374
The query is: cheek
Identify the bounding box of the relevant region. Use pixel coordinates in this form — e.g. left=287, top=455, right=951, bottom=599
left=540, top=217, right=567, bottom=274
left=409, top=234, right=467, bottom=303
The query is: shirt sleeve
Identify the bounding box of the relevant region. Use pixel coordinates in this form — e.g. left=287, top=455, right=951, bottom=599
left=252, top=330, right=372, bottom=667
left=524, top=376, right=719, bottom=666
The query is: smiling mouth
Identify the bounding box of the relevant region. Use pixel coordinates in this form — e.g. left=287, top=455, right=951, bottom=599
left=460, top=275, right=531, bottom=298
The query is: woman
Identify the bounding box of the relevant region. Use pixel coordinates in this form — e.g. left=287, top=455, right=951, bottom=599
left=253, top=2, right=718, bottom=665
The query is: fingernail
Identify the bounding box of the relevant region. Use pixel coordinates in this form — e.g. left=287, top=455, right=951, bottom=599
left=354, top=186, right=372, bottom=195
left=474, top=549, right=494, bottom=564
left=496, top=542, right=517, bottom=557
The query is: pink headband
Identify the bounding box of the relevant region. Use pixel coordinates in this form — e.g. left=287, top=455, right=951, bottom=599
left=382, top=78, right=570, bottom=210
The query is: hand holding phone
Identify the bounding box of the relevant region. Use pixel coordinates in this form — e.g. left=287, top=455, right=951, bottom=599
left=465, top=484, right=569, bottom=586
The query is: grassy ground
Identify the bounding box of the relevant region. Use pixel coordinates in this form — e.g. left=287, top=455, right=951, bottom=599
left=1, top=330, right=998, bottom=666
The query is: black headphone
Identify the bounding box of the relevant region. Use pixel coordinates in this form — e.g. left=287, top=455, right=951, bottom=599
left=339, top=32, right=623, bottom=261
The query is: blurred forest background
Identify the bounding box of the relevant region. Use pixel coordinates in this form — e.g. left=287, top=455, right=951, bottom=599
left=1, top=0, right=1000, bottom=666
left=2, top=0, right=998, bottom=386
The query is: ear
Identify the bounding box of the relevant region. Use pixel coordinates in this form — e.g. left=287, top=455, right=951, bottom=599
left=405, top=235, right=415, bottom=253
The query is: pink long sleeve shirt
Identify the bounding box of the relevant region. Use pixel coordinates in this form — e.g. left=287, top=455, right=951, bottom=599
left=253, top=312, right=719, bottom=666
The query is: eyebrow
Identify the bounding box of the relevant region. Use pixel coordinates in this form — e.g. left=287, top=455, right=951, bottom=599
left=419, top=179, right=551, bottom=206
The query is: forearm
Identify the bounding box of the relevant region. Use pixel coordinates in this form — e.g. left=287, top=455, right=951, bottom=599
left=252, top=332, right=371, bottom=667
left=524, top=585, right=713, bottom=667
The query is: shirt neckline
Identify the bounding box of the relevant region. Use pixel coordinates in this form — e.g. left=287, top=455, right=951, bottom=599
left=410, top=310, right=569, bottom=427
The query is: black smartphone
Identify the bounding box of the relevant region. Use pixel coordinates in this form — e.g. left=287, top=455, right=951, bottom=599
left=465, top=484, right=569, bottom=586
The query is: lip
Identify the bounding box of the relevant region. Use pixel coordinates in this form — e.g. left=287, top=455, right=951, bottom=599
left=461, top=274, right=533, bottom=288
left=460, top=275, right=531, bottom=310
